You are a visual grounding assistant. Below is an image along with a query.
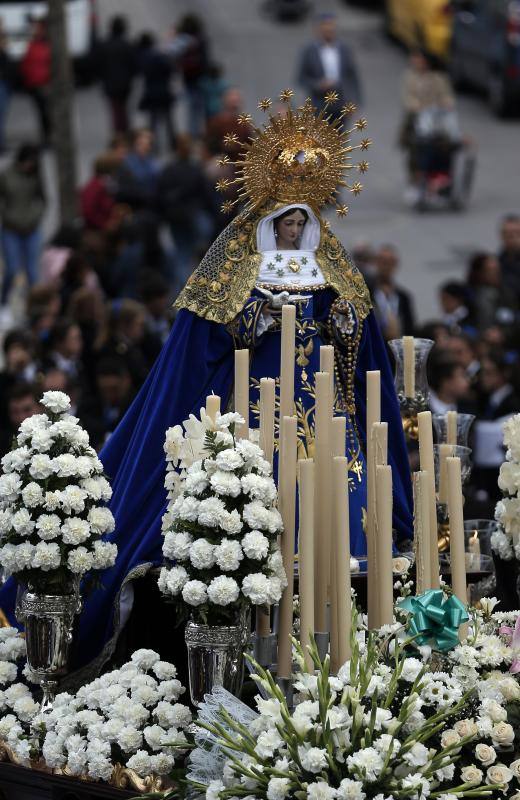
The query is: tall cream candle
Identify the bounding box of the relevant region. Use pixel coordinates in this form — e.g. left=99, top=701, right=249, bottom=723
left=447, top=456, right=468, bottom=638
left=366, top=371, right=381, bottom=629
left=277, top=416, right=298, bottom=679
left=314, top=371, right=333, bottom=632
left=372, top=422, right=388, bottom=467
left=418, top=411, right=440, bottom=589
left=259, top=377, right=276, bottom=467
left=376, top=464, right=394, bottom=626
left=403, top=336, right=415, bottom=399
left=438, top=443, right=452, bottom=505
left=280, top=304, right=296, bottom=420
left=320, top=345, right=335, bottom=396
left=413, top=471, right=431, bottom=594
left=447, top=410, right=458, bottom=446
left=329, top=415, right=346, bottom=666
left=234, top=349, right=249, bottom=440
left=298, top=458, right=315, bottom=671
left=332, top=456, right=352, bottom=671
left=205, top=394, right=220, bottom=423
left=332, top=417, right=347, bottom=457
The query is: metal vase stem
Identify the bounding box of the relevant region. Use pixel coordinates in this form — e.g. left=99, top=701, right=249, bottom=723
left=15, top=586, right=81, bottom=710
left=185, top=613, right=249, bottom=707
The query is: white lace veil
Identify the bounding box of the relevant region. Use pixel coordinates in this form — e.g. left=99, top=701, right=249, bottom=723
left=256, top=203, right=321, bottom=253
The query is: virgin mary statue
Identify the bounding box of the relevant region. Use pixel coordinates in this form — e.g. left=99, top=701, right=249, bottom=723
left=3, top=94, right=413, bottom=669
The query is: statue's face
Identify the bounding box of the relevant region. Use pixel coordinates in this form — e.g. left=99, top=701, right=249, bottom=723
left=274, top=210, right=307, bottom=249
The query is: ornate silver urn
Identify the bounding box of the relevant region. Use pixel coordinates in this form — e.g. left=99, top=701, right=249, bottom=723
left=16, top=584, right=81, bottom=710
left=185, top=613, right=250, bottom=706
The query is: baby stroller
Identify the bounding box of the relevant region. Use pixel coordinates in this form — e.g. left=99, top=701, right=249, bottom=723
left=406, top=107, right=476, bottom=211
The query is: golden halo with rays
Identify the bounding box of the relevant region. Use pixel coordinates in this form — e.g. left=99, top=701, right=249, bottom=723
left=217, top=89, right=371, bottom=217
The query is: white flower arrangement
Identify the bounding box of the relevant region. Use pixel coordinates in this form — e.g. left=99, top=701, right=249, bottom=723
left=0, top=392, right=117, bottom=592
left=493, top=414, right=520, bottom=562
left=191, top=630, right=520, bottom=800
left=159, top=409, right=286, bottom=624
left=0, top=640, right=192, bottom=784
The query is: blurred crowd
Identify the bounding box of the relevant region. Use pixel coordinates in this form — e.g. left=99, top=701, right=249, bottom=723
left=0, top=10, right=518, bottom=526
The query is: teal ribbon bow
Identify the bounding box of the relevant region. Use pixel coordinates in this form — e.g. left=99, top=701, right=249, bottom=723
left=398, top=589, right=469, bottom=652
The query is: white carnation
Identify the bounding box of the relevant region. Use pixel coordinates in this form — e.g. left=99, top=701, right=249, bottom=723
left=207, top=575, right=239, bottom=606
left=91, top=540, right=118, bottom=570
left=176, top=496, right=200, bottom=522
left=43, top=491, right=61, bottom=512
left=62, top=518, right=91, bottom=545
left=126, top=749, right=152, bottom=776
left=242, top=573, right=272, bottom=605
left=152, top=661, right=177, bottom=680
left=220, top=509, right=243, bottom=535
left=0, top=473, right=22, bottom=502
left=87, top=507, right=115, bottom=535
left=0, top=509, right=12, bottom=534
left=243, top=501, right=282, bottom=533
left=215, top=538, right=243, bottom=571
left=81, top=476, right=111, bottom=502
left=163, top=531, right=192, bottom=561
left=32, top=541, right=61, bottom=571
left=215, top=449, right=243, bottom=472
left=60, top=485, right=88, bottom=514
left=185, top=469, right=209, bottom=496
left=67, top=546, right=94, bottom=574
left=41, top=391, right=71, bottom=414
left=11, top=508, right=35, bottom=536
left=241, top=473, right=277, bottom=503
left=2, top=446, right=31, bottom=472
left=21, top=482, right=44, bottom=508
left=198, top=497, right=226, bottom=528
left=242, top=530, right=269, bottom=560
left=53, top=453, right=80, bottom=478
left=158, top=566, right=189, bottom=596
left=190, top=538, right=216, bottom=570
left=182, top=580, right=208, bottom=606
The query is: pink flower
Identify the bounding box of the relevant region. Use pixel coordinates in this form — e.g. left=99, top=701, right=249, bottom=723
left=499, top=615, right=520, bottom=674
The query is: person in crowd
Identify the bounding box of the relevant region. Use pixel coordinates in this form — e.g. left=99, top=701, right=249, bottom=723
left=94, top=299, right=149, bottom=390
left=138, top=270, right=173, bottom=352
left=0, top=144, right=45, bottom=306
left=176, top=14, right=210, bottom=138
left=80, top=156, right=118, bottom=231
left=206, top=87, right=253, bottom=155
left=26, top=284, right=61, bottom=343
left=445, top=332, right=481, bottom=381
left=466, top=251, right=515, bottom=332
left=97, top=16, right=136, bottom=134
left=428, top=354, right=471, bottom=415
left=20, top=18, right=51, bottom=146
left=473, top=350, right=520, bottom=506
left=438, top=281, right=476, bottom=335
left=372, top=244, right=416, bottom=339
left=0, top=330, right=38, bottom=420
left=137, top=33, right=176, bottom=152
left=59, top=252, right=103, bottom=313
left=0, top=382, right=41, bottom=457
left=116, top=128, right=159, bottom=211
left=157, top=133, right=215, bottom=291
left=416, top=320, right=451, bottom=347
left=200, top=63, right=229, bottom=122
left=77, top=357, right=135, bottom=451
left=43, top=319, right=86, bottom=388
left=297, top=12, right=362, bottom=118
left=40, top=224, right=81, bottom=285
left=498, top=214, right=520, bottom=302
left=0, top=31, right=15, bottom=154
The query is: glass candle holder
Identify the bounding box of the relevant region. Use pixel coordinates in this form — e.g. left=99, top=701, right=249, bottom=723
left=388, top=338, right=434, bottom=440
left=463, top=519, right=498, bottom=573
left=432, top=413, right=475, bottom=447
left=433, top=444, right=472, bottom=550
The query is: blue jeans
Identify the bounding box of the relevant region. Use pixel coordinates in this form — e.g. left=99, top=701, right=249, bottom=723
left=1, top=227, right=41, bottom=304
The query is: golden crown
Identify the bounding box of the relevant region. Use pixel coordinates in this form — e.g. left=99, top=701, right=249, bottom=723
left=216, top=89, right=371, bottom=217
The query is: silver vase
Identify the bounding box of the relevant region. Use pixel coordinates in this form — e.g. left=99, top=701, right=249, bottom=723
left=185, top=614, right=249, bottom=706
left=16, top=586, right=81, bottom=710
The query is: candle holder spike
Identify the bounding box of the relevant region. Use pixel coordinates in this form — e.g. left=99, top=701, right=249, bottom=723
left=432, top=413, right=475, bottom=446
left=388, top=338, right=434, bottom=441
left=276, top=676, right=294, bottom=708
left=252, top=632, right=277, bottom=668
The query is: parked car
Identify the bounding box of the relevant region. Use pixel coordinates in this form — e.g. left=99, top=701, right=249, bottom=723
left=384, top=0, right=454, bottom=61
left=449, top=0, right=520, bottom=116
left=0, top=0, right=97, bottom=81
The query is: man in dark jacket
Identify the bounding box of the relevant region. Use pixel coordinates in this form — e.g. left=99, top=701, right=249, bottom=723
left=297, top=13, right=362, bottom=118
left=97, top=16, right=136, bottom=134
left=372, top=244, right=416, bottom=339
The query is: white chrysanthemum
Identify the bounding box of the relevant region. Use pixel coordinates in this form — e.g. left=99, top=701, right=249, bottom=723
left=242, top=530, right=270, bottom=560
left=210, top=470, right=242, bottom=497
left=2, top=446, right=31, bottom=473
left=190, top=538, right=216, bottom=570
left=198, top=497, right=226, bottom=528
left=62, top=518, right=91, bottom=545
left=21, top=482, right=44, bottom=508
left=182, top=579, right=208, bottom=606
left=87, top=507, right=115, bottom=535
left=163, top=531, right=193, bottom=561
left=41, top=391, right=71, bottom=414
left=243, top=501, right=282, bottom=533
left=12, top=508, right=35, bottom=537
left=67, top=546, right=94, bottom=574
left=207, top=575, right=239, bottom=606
left=91, top=540, right=118, bottom=570
left=215, top=538, right=243, bottom=572
left=32, top=541, right=61, bottom=571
